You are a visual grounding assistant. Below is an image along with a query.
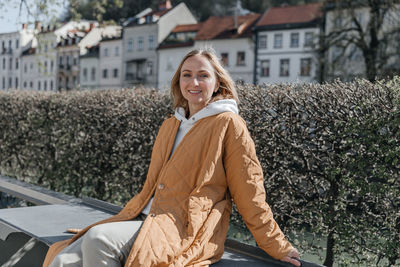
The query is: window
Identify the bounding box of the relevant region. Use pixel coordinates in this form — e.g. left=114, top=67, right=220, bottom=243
left=236, top=51, right=245, bottom=66
left=38, top=81, right=41, bottom=90
left=9, top=58, right=12, bottom=70
left=147, top=61, right=153, bottom=75
left=91, top=67, right=96, bottom=81
left=221, top=53, right=229, bottom=66
left=24, top=81, right=27, bottom=88
left=44, top=44, right=48, bottom=52
left=127, top=38, right=133, bottom=52
left=38, top=62, right=41, bottom=73
left=300, top=58, right=312, bottom=76
left=274, top=33, right=283, bottom=48
left=73, top=76, right=77, bottom=86
left=30, top=81, right=33, bottom=88
left=104, top=48, right=109, bottom=57
left=83, top=68, right=88, bottom=81
left=258, top=35, right=267, bottom=49
left=73, top=57, right=78, bottom=65
left=115, top=46, right=119, bottom=56
left=113, top=68, right=119, bottom=78
left=50, top=80, right=54, bottom=90
left=15, top=58, right=19, bottom=69
left=44, top=80, right=47, bottom=90
left=138, top=37, right=144, bottom=51
left=15, top=78, right=18, bottom=88
left=2, top=77, right=5, bottom=89
left=304, top=32, right=314, bottom=47
left=8, top=77, right=12, bottom=88
left=16, top=39, right=19, bottom=49
left=260, top=60, right=270, bottom=77
left=24, top=63, right=27, bottom=73
left=51, top=60, right=54, bottom=71
left=280, top=59, right=290, bottom=76
left=148, top=35, right=155, bottom=50
left=290, top=33, right=299, bottom=48
left=8, top=40, right=12, bottom=49
left=103, top=69, right=108, bottom=78
left=66, top=56, right=70, bottom=66
left=44, top=61, right=48, bottom=73
left=2, top=58, right=5, bottom=69
left=59, top=56, right=63, bottom=65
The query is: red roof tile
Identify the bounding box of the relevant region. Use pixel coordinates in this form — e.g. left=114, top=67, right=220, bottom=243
left=256, top=3, right=322, bottom=27
left=195, top=13, right=260, bottom=40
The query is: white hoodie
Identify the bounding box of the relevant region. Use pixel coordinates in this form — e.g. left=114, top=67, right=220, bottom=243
left=141, top=99, right=239, bottom=215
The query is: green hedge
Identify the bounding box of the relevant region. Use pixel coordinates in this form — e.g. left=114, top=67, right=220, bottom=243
left=0, top=79, right=399, bottom=265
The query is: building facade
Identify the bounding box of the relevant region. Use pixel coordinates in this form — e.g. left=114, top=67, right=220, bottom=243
left=0, top=24, right=35, bottom=90
left=254, top=3, right=322, bottom=84
left=123, top=0, right=196, bottom=88
left=158, top=13, right=260, bottom=89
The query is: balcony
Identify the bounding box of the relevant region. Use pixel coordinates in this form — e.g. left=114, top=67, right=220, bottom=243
left=125, top=72, right=146, bottom=84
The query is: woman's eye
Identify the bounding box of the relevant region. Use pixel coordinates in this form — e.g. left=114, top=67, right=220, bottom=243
left=182, top=73, right=191, bottom=77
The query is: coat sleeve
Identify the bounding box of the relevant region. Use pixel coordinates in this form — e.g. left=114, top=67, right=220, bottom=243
left=223, top=116, right=293, bottom=260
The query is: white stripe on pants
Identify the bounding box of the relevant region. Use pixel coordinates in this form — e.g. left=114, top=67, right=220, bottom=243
left=49, top=220, right=143, bottom=267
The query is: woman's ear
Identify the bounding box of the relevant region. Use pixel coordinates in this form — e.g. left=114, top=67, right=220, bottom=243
left=215, top=81, right=220, bottom=93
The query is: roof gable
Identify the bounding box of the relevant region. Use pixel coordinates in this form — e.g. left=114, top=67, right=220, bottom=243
left=195, top=13, right=260, bottom=40
left=256, top=3, right=322, bottom=29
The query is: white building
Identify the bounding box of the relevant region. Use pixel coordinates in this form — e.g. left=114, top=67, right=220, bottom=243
left=123, top=0, right=196, bottom=88
left=98, top=35, right=123, bottom=89
left=78, top=26, right=122, bottom=90
left=157, top=13, right=260, bottom=89
left=0, top=23, right=35, bottom=90
left=254, top=3, right=322, bottom=84
left=58, top=24, right=119, bottom=90
left=79, top=45, right=100, bottom=90
left=19, top=20, right=94, bottom=91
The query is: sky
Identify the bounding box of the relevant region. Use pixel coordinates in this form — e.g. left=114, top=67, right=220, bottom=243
left=0, top=0, right=66, bottom=34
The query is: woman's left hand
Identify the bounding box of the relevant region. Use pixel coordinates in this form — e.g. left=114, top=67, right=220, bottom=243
left=280, top=248, right=300, bottom=266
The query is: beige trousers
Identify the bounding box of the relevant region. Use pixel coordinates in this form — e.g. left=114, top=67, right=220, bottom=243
left=49, top=220, right=143, bottom=267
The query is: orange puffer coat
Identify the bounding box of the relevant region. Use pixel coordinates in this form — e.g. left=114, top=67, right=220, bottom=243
left=43, top=112, right=293, bottom=267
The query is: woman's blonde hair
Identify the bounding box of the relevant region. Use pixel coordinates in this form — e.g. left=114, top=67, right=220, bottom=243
left=170, top=48, right=239, bottom=114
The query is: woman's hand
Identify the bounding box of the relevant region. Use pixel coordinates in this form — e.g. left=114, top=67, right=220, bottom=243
left=280, top=248, right=301, bottom=266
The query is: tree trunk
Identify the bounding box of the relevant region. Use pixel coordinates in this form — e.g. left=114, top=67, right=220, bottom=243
left=324, top=231, right=335, bottom=267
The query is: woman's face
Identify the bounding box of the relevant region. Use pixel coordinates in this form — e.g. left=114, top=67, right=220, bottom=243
left=179, top=55, right=219, bottom=117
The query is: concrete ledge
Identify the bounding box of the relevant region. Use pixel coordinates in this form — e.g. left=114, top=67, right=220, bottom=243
left=0, top=175, right=325, bottom=267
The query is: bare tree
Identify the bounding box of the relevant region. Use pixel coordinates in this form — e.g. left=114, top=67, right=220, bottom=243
left=321, top=0, right=400, bottom=82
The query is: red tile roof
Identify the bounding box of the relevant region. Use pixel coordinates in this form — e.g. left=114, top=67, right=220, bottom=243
left=256, top=3, right=322, bottom=27
left=195, top=13, right=260, bottom=40
left=172, top=23, right=202, bottom=33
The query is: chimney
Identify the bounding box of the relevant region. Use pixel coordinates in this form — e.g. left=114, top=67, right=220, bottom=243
left=89, top=23, right=95, bottom=31
left=35, top=21, right=41, bottom=30
left=159, top=0, right=172, bottom=11
left=22, top=23, right=27, bottom=30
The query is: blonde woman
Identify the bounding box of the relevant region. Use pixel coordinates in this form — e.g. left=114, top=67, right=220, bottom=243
left=43, top=49, right=300, bottom=267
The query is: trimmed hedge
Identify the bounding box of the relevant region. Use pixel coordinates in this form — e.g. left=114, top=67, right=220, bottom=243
left=0, top=78, right=399, bottom=265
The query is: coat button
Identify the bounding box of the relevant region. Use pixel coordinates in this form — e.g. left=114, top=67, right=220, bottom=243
left=158, top=183, right=165, bottom=190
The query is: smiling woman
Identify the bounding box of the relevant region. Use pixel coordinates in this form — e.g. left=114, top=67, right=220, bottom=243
left=43, top=48, right=300, bottom=267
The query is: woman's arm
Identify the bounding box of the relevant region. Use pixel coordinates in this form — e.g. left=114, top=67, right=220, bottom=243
left=223, top=116, right=300, bottom=265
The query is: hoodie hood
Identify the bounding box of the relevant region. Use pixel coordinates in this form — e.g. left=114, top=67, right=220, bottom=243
left=170, top=99, right=238, bottom=155
left=174, top=99, right=239, bottom=123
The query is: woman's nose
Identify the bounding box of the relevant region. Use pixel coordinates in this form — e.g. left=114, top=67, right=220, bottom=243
left=192, top=77, right=199, bottom=86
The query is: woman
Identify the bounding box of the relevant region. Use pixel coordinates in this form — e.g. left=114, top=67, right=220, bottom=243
left=44, top=49, right=300, bottom=267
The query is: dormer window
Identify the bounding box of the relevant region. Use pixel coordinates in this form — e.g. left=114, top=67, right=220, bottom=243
left=145, top=16, right=153, bottom=24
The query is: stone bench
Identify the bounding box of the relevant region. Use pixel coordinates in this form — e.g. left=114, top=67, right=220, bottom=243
left=0, top=175, right=323, bottom=267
